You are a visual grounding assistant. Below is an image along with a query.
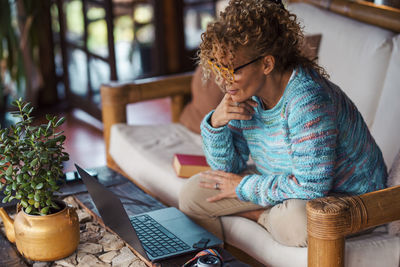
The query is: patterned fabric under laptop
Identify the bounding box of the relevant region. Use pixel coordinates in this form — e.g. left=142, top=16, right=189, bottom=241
left=0, top=196, right=147, bottom=267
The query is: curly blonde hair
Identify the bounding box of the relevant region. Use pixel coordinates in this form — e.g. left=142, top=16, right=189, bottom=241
left=198, top=0, right=327, bottom=83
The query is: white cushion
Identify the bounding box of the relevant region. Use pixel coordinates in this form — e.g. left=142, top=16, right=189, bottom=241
left=344, top=228, right=400, bottom=267
left=370, top=35, right=400, bottom=168
left=388, top=149, right=400, bottom=188
left=110, top=123, right=400, bottom=267
left=110, top=123, right=203, bottom=207
left=288, top=3, right=394, bottom=127
left=222, top=216, right=400, bottom=267
left=221, top=216, right=308, bottom=267
left=386, top=149, right=400, bottom=236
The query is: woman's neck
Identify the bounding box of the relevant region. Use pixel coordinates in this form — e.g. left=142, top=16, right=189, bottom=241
left=259, top=69, right=292, bottom=110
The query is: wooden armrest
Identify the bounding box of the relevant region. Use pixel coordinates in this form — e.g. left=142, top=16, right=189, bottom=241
left=100, top=72, right=193, bottom=167
left=307, top=185, right=400, bottom=267
left=289, top=0, right=400, bottom=33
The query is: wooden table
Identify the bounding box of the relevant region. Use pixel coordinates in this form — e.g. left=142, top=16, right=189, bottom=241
left=0, top=166, right=248, bottom=267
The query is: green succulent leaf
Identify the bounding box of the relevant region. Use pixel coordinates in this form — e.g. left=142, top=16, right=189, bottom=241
left=55, top=117, right=66, bottom=127
left=35, top=183, right=44, bottom=190
left=21, top=102, right=31, bottom=113
left=16, top=174, right=22, bottom=183
left=34, top=192, right=40, bottom=202
left=30, top=158, right=38, bottom=168
left=20, top=199, right=28, bottom=208
left=45, top=121, right=51, bottom=132
left=25, top=206, right=32, bottom=214
left=40, top=207, right=49, bottom=215
left=20, top=183, right=29, bottom=190
left=27, top=150, right=36, bottom=158
left=2, top=195, right=9, bottom=203
left=51, top=201, right=60, bottom=210
left=5, top=165, right=13, bottom=176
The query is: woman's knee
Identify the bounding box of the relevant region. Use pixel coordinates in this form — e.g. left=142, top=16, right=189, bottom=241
left=178, top=173, right=209, bottom=215
left=259, top=199, right=308, bottom=247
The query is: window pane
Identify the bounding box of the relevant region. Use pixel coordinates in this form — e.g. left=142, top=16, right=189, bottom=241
left=53, top=44, right=63, bottom=78
left=87, top=5, right=105, bottom=21
left=50, top=3, right=60, bottom=33
left=114, top=14, right=138, bottom=80
left=65, top=0, right=84, bottom=46
left=374, top=0, right=400, bottom=8
left=89, top=58, right=110, bottom=93
left=68, top=49, right=87, bottom=96
left=216, top=0, right=228, bottom=14
left=115, top=15, right=134, bottom=43
left=88, top=19, right=108, bottom=57
left=184, top=4, right=214, bottom=50
left=115, top=42, right=141, bottom=81
left=133, top=4, right=155, bottom=76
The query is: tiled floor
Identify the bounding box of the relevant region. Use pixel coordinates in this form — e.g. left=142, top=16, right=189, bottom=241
left=57, top=97, right=172, bottom=172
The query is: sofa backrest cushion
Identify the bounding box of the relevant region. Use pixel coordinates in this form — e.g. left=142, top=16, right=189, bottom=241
left=302, top=34, right=322, bottom=61
left=179, top=34, right=322, bottom=134
left=288, top=3, right=395, bottom=127
left=370, top=35, right=400, bottom=168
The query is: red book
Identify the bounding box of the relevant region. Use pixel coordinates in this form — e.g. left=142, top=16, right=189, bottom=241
left=173, top=154, right=210, bottom=178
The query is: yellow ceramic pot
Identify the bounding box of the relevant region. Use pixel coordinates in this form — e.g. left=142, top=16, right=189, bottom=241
left=0, top=201, right=80, bottom=261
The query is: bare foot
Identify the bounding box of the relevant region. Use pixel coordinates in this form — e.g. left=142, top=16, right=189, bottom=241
left=235, top=209, right=266, bottom=222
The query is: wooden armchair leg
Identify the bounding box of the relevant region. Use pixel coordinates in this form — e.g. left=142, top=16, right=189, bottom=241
left=306, top=196, right=363, bottom=267
left=307, top=186, right=400, bottom=267
left=308, top=235, right=345, bottom=267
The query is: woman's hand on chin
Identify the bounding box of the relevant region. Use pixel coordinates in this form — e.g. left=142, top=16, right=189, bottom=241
left=210, top=94, right=258, bottom=128
left=198, top=170, right=245, bottom=202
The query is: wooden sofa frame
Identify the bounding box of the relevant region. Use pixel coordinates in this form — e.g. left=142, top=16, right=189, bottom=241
left=101, top=1, right=400, bottom=266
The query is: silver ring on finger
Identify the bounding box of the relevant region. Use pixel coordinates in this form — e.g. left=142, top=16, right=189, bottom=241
left=234, top=102, right=240, bottom=107
left=215, top=182, right=220, bottom=190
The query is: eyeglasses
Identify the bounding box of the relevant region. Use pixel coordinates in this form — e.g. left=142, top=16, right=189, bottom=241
left=207, top=56, right=262, bottom=83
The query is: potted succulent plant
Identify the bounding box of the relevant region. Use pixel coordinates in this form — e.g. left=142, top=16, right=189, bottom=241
left=0, top=98, right=79, bottom=261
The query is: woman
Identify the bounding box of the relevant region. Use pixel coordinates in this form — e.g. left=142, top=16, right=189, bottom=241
left=179, top=0, right=387, bottom=247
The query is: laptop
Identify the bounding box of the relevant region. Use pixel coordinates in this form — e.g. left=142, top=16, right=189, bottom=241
left=75, top=164, right=222, bottom=262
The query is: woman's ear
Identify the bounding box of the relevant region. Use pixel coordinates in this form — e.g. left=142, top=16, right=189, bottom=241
left=263, top=55, right=275, bottom=75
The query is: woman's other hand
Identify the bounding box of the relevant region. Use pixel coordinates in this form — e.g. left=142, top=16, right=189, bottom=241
left=210, top=94, right=257, bottom=128
left=199, top=170, right=244, bottom=202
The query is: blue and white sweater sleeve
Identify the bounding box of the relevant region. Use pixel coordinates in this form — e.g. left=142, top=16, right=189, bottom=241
left=237, top=86, right=338, bottom=206
left=200, top=111, right=249, bottom=173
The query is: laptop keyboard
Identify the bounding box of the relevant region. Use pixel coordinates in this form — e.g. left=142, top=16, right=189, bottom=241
left=130, top=214, right=191, bottom=258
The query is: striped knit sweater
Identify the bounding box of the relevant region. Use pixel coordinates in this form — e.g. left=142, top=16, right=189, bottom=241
left=200, top=67, right=387, bottom=206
